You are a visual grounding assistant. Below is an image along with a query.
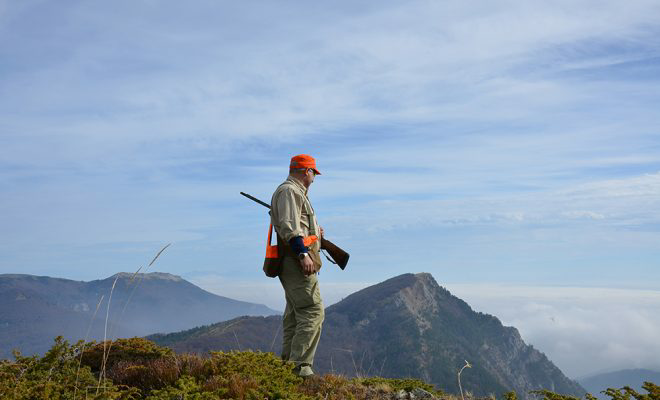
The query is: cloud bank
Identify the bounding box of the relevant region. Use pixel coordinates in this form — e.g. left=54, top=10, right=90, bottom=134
left=446, top=283, right=660, bottom=378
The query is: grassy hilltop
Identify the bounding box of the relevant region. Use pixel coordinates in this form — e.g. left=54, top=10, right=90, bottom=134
left=1, top=337, right=658, bottom=400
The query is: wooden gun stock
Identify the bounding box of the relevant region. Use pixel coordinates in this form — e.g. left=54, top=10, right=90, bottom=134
left=321, top=237, right=350, bottom=270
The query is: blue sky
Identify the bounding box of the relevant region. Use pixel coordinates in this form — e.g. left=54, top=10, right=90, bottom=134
left=1, top=0, right=659, bottom=377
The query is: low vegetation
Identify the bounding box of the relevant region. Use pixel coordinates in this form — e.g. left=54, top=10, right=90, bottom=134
left=0, top=337, right=657, bottom=400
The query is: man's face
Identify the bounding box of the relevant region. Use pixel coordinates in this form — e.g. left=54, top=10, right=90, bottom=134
left=302, top=168, right=316, bottom=188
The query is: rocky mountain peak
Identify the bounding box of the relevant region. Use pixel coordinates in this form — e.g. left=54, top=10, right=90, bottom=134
left=320, top=273, right=585, bottom=398
left=393, top=273, right=442, bottom=332
left=329, top=272, right=460, bottom=331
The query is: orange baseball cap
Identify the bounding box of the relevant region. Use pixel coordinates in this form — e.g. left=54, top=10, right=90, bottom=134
left=290, top=154, right=321, bottom=175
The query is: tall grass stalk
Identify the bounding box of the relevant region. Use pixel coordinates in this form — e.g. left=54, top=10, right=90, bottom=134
left=96, top=243, right=171, bottom=394
left=458, top=359, right=472, bottom=400
left=107, top=243, right=171, bottom=341
left=94, top=243, right=171, bottom=395
left=269, top=324, right=281, bottom=352
left=233, top=329, right=242, bottom=351
left=333, top=348, right=361, bottom=378
left=97, top=275, right=119, bottom=394
left=73, top=294, right=104, bottom=400
left=378, top=357, right=387, bottom=377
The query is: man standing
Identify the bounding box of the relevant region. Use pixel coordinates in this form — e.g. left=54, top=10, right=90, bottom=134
left=270, top=154, right=324, bottom=378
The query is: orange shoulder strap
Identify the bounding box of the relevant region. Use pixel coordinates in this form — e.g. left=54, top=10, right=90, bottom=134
left=265, top=224, right=279, bottom=258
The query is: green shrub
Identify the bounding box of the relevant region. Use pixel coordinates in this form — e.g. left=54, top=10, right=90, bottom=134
left=531, top=383, right=659, bottom=400
left=207, top=351, right=307, bottom=399
left=504, top=391, right=518, bottom=400
left=0, top=336, right=137, bottom=400
left=357, top=376, right=443, bottom=396
left=299, top=374, right=394, bottom=400
left=107, top=358, right=181, bottom=394
left=601, top=382, right=659, bottom=400
left=146, top=375, right=222, bottom=399
left=81, top=337, right=174, bottom=373
left=2, top=337, right=658, bottom=400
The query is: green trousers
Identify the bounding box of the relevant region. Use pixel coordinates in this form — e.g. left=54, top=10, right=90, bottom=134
left=278, top=255, right=324, bottom=373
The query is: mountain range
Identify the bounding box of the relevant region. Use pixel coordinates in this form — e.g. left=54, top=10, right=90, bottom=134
left=149, top=273, right=585, bottom=399
left=0, top=272, right=277, bottom=359
left=578, top=369, right=660, bottom=399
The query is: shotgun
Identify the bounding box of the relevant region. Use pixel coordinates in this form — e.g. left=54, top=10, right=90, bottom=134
left=240, top=191, right=350, bottom=270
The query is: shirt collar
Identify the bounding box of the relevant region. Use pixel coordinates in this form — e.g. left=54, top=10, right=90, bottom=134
left=286, top=176, right=308, bottom=195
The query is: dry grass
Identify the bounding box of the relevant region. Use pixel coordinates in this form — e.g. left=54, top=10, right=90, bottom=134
left=227, top=373, right=259, bottom=399
left=87, top=243, right=171, bottom=396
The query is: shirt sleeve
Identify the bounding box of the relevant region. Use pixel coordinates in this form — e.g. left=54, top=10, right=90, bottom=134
left=273, top=187, right=304, bottom=242
left=288, top=236, right=308, bottom=254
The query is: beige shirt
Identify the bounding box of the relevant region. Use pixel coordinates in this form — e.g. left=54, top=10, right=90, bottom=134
left=270, top=177, right=322, bottom=264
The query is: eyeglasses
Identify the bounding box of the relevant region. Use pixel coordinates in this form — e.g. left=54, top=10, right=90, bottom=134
left=307, top=169, right=316, bottom=176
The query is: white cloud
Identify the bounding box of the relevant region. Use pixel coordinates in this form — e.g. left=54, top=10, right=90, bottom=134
left=560, top=172, right=660, bottom=201
left=3, top=1, right=660, bottom=152
left=445, top=283, right=660, bottom=378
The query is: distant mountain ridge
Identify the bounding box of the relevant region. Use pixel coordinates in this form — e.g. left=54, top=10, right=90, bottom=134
left=149, top=273, right=585, bottom=399
left=579, top=369, right=660, bottom=399
left=0, top=272, right=278, bottom=359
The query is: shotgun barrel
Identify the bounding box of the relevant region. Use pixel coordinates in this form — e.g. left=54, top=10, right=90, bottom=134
left=240, top=192, right=271, bottom=209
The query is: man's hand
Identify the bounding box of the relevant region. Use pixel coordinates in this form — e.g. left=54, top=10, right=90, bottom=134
left=319, top=226, right=324, bottom=238
left=300, top=254, right=315, bottom=276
